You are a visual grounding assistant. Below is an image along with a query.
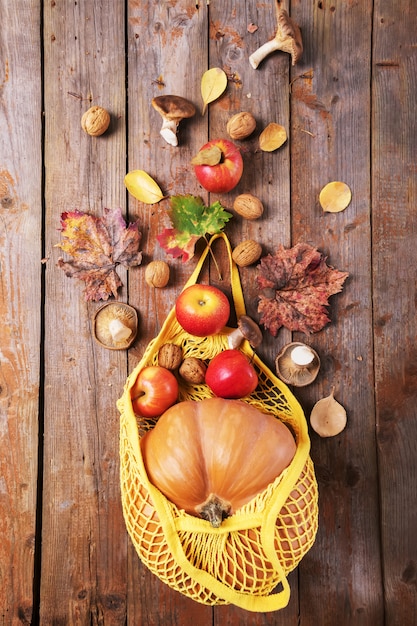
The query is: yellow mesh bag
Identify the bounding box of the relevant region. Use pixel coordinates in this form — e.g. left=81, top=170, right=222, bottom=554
left=118, top=233, right=319, bottom=612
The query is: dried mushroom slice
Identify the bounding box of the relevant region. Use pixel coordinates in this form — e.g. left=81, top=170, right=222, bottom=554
left=93, top=303, right=138, bottom=350
left=275, top=342, right=320, bottom=386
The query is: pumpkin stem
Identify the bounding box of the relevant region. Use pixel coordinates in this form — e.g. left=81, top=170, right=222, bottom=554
left=196, top=494, right=232, bottom=528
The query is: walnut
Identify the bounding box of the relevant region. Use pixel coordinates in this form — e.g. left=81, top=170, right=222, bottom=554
left=81, top=106, right=110, bottom=136
left=233, top=194, right=264, bottom=220
left=226, top=112, right=256, bottom=140
left=179, top=357, right=207, bottom=384
left=145, top=260, right=170, bottom=288
left=232, top=240, right=262, bottom=267
left=158, top=343, right=182, bottom=370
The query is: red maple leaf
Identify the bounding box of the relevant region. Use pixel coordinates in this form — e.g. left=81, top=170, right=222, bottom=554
left=256, top=243, right=349, bottom=336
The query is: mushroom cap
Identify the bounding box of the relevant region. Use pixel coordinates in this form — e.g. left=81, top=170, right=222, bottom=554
left=276, top=9, right=303, bottom=65
left=275, top=342, right=320, bottom=387
left=93, top=303, right=138, bottom=350
left=151, top=95, right=196, bottom=121
left=237, top=315, right=263, bottom=348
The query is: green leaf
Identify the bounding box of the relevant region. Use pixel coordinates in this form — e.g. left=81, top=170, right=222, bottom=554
left=157, top=194, right=232, bottom=262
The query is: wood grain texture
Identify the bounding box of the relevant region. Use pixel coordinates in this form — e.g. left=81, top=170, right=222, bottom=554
left=41, top=0, right=128, bottom=623
left=0, top=1, right=42, bottom=622
left=372, top=1, right=417, bottom=624
left=0, top=0, right=416, bottom=623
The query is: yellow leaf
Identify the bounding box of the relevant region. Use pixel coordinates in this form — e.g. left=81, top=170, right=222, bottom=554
left=124, top=170, right=164, bottom=204
left=201, top=67, right=228, bottom=115
left=259, top=123, right=287, bottom=152
left=319, top=181, right=352, bottom=213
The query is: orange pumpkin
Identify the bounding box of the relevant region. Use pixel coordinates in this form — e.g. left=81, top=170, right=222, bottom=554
left=141, top=397, right=297, bottom=527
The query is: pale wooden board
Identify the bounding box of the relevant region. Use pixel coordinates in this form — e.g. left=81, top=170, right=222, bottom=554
left=0, top=0, right=42, bottom=621
left=40, top=0, right=129, bottom=622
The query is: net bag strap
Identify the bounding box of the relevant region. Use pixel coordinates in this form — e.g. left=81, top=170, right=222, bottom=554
left=182, top=232, right=246, bottom=318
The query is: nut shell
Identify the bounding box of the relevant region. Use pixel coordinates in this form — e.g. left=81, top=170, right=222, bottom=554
left=158, top=343, right=182, bottom=370
left=145, top=260, right=170, bottom=288
left=232, top=240, right=262, bottom=267
left=233, top=194, right=264, bottom=220
left=81, top=106, right=110, bottom=136
left=179, top=357, right=207, bottom=384
left=226, top=112, right=256, bottom=140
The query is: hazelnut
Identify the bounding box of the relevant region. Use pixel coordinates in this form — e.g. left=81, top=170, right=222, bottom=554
left=145, top=260, right=170, bottom=288
left=179, top=357, right=207, bottom=384
left=226, top=112, right=256, bottom=140
left=158, top=343, right=183, bottom=370
left=233, top=194, right=264, bottom=220
left=232, top=240, right=262, bottom=267
left=81, top=105, right=110, bottom=136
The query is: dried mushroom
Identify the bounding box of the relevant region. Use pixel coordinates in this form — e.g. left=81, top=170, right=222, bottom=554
left=310, top=387, right=347, bottom=437
left=227, top=316, right=263, bottom=350
left=151, top=95, right=196, bottom=146
left=93, top=303, right=138, bottom=350
left=275, top=342, right=320, bottom=386
left=249, top=6, right=303, bottom=69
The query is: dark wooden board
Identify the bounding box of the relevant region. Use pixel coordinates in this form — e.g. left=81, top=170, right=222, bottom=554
left=0, top=0, right=417, bottom=623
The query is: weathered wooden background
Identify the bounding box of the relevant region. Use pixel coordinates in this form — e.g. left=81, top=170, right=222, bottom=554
left=1, top=0, right=416, bottom=624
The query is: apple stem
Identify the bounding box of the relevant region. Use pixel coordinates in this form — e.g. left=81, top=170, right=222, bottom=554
left=204, top=235, right=223, bottom=281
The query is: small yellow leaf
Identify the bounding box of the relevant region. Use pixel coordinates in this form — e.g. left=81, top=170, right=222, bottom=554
left=124, top=170, right=164, bottom=204
left=201, top=67, right=228, bottom=115
left=259, top=123, right=287, bottom=152
left=319, top=181, right=352, bottom=213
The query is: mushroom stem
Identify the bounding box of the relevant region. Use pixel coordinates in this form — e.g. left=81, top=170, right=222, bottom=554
left=109, top=319, right=132, bottom=343
left=249, top=6, right=303, bottom=69
left=249, top=39, right=283, bottom=69
left=227, top=328, right=244, bottom=349
left=160, top=119, right=179, bottom=147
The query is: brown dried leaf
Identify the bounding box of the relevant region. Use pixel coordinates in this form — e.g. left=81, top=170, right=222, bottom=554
left=56, top=208, right=142, bottom=301
left=256, top=243, right=349, bottom=336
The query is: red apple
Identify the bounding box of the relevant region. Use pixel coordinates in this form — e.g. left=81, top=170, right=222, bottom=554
left=193, top=138, right=243, bottom=193
left=205, top=349, right=258, bottom=399
left=175, top=284, right=230, bottom=337
left=130, top=366, right=179, bottom=418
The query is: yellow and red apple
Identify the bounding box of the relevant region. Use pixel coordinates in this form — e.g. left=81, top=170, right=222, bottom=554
left=193, top=138, right=243, bottom=193
left=175, top=284, right=230, bottom=337
left=130, top=366, right=179, bottom=418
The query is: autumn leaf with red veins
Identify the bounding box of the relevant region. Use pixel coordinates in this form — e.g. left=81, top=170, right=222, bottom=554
left=256, top=243, right=349, bottom=336
left=56, top=207, right=142, bottom=301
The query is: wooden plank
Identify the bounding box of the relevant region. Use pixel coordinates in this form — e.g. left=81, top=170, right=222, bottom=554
left=290, top=1, right=383, bottom=624
left=125, top=2, right=213, bottom=622
left=0, top=1, right=42, bottom=622
left=372, top=1, right=417, bottom=624
left=40, top=1, right=128, bottom=623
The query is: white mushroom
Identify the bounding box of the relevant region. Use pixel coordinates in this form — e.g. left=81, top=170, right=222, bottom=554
left=151, top=95, right=196, bottom=146
left=249, top=5, right=303, bottom=69
left=275, top=342, right=320, bottom=387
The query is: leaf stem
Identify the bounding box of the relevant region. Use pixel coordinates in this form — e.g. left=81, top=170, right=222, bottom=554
left=204, top=235, right=222, bottom=281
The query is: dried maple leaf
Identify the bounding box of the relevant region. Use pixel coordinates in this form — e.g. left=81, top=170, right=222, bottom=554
left=256, top=243, right=349, bottom=336
left=56, top=207, right=142, bottom=301
left=157, top=194, right=232, bottom=262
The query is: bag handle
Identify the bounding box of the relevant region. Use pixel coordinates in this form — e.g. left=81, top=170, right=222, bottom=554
left=181, top=232, right=246, bottom=320
left=147, top=479, right=292, bottom=612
